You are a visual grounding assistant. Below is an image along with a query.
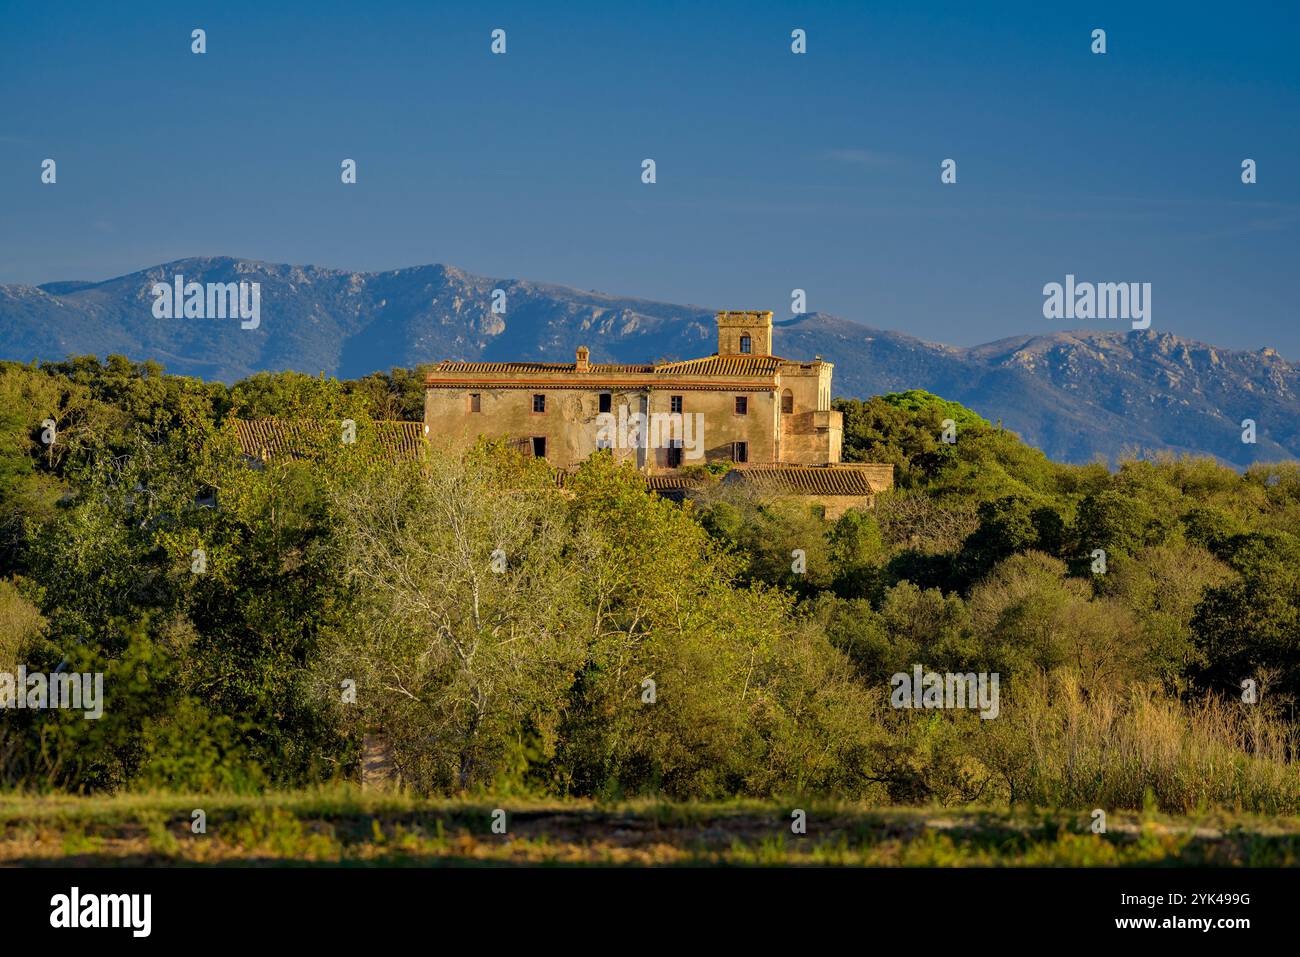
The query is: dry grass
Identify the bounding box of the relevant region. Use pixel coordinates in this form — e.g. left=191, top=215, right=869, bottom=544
left=977, top=672, right=1300, bottom=815
left=2, top=787, right=1299, bottom=867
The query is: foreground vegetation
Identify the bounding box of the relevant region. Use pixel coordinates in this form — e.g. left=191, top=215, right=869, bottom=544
left=6, top=789, right=1299, bottom=866
left=1, top=357, right=1299, bottom=829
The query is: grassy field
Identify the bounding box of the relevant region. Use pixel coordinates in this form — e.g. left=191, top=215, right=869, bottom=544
left=2, top=788, right=1299, bottom=866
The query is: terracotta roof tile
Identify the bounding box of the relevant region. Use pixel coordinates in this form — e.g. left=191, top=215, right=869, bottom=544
left=427, top=354, right=783, bottom=380
left=645, top=474, right=706, bottom=491
left=725, top=465, right=886, bottom=496
left=652, top=355, right=783, bottom=377
left=233, top=418, right=426, bottom=462
left=558, top=465, right=889, bottom=496
left=433, top=361, right=654, bottom=374
left=551, top=470, right=703, bottom=492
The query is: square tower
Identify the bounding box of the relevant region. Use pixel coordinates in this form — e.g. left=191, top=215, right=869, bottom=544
left=716, top=310, right=774, bottom=357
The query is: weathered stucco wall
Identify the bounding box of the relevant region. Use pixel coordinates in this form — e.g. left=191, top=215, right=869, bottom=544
left=778, top=362, right=839, bottom=464
left=644, top=388, right=778, bottom=468
left=425, top=384, right=638, bottom=469
left=425, top=383, right=781, bottom=470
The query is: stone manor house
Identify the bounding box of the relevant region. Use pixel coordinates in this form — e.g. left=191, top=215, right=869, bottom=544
left=422, top=310, right=893, bottom=517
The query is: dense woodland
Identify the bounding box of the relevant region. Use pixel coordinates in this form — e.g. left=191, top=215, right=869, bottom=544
left=1, top=356, right=1298, bottom=813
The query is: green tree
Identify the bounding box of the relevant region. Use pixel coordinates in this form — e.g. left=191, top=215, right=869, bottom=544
left=318, top=443, right=584, bottom=792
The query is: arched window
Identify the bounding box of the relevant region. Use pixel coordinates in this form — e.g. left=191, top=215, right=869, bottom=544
left=781, top=389, right=793, bottom=414
left=739, top=334, right=752, bottom=354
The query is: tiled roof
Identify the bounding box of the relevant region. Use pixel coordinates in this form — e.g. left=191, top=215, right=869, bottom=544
left=645, top=474, right=706, bottom=491
left=433, top=361, right=654, bottom=374
left=552, top=470, right=703, bottom=492
left=233, top=418, right=426, bottom=462
left=725, top=465, right=882, bottom=496
left=427, top=354, right=784, bottom=380
left=652, top=355, right=783, bottom=377
left=370, top=421, right=427, bottom=459
left=556, top=465, right=888, bottom=496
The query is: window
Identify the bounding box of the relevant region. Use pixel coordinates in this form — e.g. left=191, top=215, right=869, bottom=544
left=734, top=396, right=748, bottom=415
left=740, top=334, right=752, bottom=354
left=469, top=393, right=481, bottom=413
left=666, top=443, right=683, bottom=468
left=531, top=436, right=547, bottom=459
left=733, top=441, right=748, bottom=463
left=670, top=395, right=683, bottom=414
left=532, top=394, right=546, bottom=413
left=599, top=392, right=612, bottom=413
left=781, top=390, right=793, bottom=414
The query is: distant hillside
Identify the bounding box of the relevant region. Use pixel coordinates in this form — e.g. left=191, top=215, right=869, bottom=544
left=1, top=256, right=1296, bottom=465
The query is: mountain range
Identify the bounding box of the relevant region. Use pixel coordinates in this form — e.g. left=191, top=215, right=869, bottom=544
left=1, top=256, right=1295, bottom=466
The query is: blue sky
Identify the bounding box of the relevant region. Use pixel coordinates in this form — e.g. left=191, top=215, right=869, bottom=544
left=2, top=0, right=1297, bottom=354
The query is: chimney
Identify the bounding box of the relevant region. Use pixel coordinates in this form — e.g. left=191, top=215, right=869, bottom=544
left=575, top=345, right=590, bottom=372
